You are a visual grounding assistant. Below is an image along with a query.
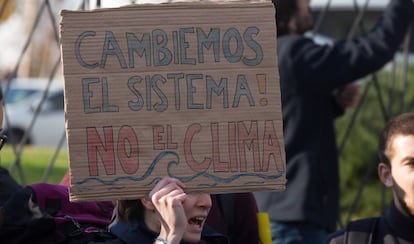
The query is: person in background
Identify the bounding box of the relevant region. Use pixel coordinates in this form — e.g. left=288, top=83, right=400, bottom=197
left=327, top=112, right=414, bottom=243
left=106, top=177, right=228, bottom=244
left=254, top=0, right=414, bottom=243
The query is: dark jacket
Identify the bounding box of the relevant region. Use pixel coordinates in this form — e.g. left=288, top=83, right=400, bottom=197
left=254, top=0, right=414, bottom=232
left=327, top=201, right=414, bottom=244
left=206, top=193, right=259, bottom=244
left=98, top=219, right=229, bottom=244
left=0, top=181, right=115, bottom=244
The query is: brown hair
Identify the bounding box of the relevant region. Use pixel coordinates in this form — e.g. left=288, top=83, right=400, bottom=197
left=116, top=199, right=145, bottom=222
left=378, top=113, right=414, bottom=166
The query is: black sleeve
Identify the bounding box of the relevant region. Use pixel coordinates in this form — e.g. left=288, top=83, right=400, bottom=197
left=0, top=166, right=23, bottom=206
left=290, top=0, right=414, bottom=92
left=331, top=94, right=345, bottom=119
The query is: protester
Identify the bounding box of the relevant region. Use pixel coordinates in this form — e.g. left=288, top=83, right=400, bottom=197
left=61, top=170, right=260, bottom=244
left=327, top=112, right=414, bottom=243
left=107, top=177, right=228, bottom=244
left=0, top=174, right=115, bottom=243
left=0, top=172, right=229, bottom=244
left=254, top=0, right=414, bottom=243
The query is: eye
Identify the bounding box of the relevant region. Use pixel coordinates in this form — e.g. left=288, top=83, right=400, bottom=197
left=404, top=159, right=414, bottom=168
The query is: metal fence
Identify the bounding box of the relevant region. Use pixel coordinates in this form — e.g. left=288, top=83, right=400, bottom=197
left=0, top=0, right=413, bottom=227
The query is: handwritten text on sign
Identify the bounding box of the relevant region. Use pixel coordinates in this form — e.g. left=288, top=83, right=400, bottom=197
left=60, top=2, right=286, bottom=201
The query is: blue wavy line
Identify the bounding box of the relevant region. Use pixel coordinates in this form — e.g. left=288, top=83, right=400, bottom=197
left=244, top=181, right=265, bottom=185
left=75, top=151, right=179, bottom=185
left=178, top=172, right=283, bottom=184
left=75, top=150, right=283, bottom=188
left=166, top=159, right=284, bottom=184
left=144, top=177, right=162, bottom=186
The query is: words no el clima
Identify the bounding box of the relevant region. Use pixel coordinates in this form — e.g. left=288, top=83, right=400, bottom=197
left=74, top=26, right=265, bottom=69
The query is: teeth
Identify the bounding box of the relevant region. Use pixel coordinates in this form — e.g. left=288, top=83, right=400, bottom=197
left=189, top=216, right=205, bottom=226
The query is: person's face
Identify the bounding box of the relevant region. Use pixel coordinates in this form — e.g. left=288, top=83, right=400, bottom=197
left=291, top=0, right=314, bottom=34
left=181, top=193, right=212, bottom=242
left=379, top=134, right=414, bottom=216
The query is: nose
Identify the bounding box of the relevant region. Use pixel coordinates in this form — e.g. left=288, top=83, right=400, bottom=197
left=196, top=193, right=212, bottom=209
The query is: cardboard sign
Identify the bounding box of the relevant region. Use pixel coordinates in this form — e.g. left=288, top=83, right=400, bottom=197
left=60, top=1, right=285, bottom=202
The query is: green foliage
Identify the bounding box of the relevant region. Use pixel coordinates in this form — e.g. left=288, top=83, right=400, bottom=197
left=0, top=145, right=68, bottom=185
left=335, top=64, right=414, bottom=225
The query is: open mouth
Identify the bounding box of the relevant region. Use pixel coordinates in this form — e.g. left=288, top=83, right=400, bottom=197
left=188, top=216, right=205, bottom=228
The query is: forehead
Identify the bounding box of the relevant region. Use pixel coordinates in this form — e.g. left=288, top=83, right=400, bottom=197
left=388, top=134, right=414, bottom=162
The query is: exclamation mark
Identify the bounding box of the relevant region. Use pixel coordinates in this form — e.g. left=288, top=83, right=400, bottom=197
left=257, top=74, right=268, bottom=106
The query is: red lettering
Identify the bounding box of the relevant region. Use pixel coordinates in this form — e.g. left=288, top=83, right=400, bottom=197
left=237, top=121, right=260, bottom=172
left=184, top=123, right=211, bottom=172
left=117, top=126, right=139, bottom=174
left=153, top=124, right=178, bottom=150
left=262, top=120, right=284, bottom=172
left=228, top=122, right=238, bottom=172
left=153, top=125, right=164, bottom=150
left=87, top=126, right=115, bottom=176
left=211, top=122, right=229, bottom=172
left=166, top=124, right=178, bottom=149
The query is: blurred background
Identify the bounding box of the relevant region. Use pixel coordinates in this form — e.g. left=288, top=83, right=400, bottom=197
left=0, top=0, right=413, bottom=230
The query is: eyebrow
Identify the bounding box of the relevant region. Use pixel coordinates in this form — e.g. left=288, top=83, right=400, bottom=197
left=399, top=155, right=414, bottom=164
